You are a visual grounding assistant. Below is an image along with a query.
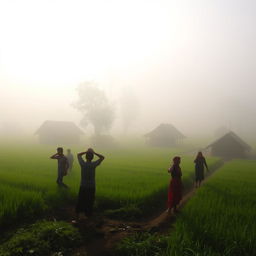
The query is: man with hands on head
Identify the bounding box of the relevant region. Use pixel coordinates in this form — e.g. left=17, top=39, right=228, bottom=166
left=74, top=148, right=105, bottom=222
left=50, top=147, right=69, bottom=188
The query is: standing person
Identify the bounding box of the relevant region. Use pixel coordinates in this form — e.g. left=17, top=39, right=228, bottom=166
left=50, top=147, right=69, bottom=188
left=75, top=148, right=105, bottom=221
left=194, top=151, right=209, bottom=188
left=167, top=156, right=183, bottom=213
left=66, top=149, right=74, bottom=173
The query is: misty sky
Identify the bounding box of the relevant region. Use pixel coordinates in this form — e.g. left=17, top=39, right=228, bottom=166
left=0, top=0, right=256, bottom=137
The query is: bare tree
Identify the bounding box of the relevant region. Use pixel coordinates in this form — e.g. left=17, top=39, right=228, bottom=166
left=73, top=82, right=115, bottom=135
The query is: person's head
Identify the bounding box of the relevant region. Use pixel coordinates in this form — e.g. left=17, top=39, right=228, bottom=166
left=197, top=152, right=203, bottom=158
left=173, top=156, right=181, bottom=165
left=86, top=151, right=94, bottom=161
left=57, top=147, right=63, bottom=155
left=67, top=149, right=71, bottom=154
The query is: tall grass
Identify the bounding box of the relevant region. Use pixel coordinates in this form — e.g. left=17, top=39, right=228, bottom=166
left=164, top=160, right=256, bottom=256
left=0, top=184, right=46, bottom=227
left=0, top=143, right=219, bottom=225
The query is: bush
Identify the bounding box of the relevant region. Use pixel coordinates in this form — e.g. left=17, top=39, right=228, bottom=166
left=0, top=220, right=82, bottom=256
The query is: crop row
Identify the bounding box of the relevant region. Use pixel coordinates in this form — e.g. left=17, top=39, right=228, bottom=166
left=0, top=144, right=220, bottom=227
left=116, top=160, right=256, bottom=256
left=165, top=160, right=256, bottom=256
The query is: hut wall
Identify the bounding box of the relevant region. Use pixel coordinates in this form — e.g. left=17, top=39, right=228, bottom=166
left=147, top=136, right=177, bottom=147
left=39, top=133, right=80, bottom=145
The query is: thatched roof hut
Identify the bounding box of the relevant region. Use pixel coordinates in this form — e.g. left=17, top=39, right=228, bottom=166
left=145, top=123, right=185, bottom=147
left=35, top=120, right=84, bottom=145
left=207, top=131, right=251, bottom=159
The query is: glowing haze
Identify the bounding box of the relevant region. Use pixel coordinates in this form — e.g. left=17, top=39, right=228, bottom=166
left=1, top=0, right=256, bottom=138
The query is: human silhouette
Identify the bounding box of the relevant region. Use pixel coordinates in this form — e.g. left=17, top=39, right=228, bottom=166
left=66, top=149, right=74, bottom=173
left=194, top=151, right=208, bottom=188
left=74, top=148, right=105, bottom=221
left=50, top=147, right=69, bottom=188
left=167, top=156, right=183, bottom=213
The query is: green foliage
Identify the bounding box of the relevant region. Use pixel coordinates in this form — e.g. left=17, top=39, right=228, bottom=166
left=0, top=220, right=82, bottom=256
left=0, top=143, right=220, bottom=226
left=164, top=160, right=256, bottom=256
left=115, top=160, right=256, bottom=256
left=0, top=184, right=47, bottom=227
left=116, top=232, right=168, bottom=256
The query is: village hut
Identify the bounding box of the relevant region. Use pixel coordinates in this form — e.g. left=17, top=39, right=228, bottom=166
left=206, top=131, right=251, bottom=159
left=144, top=123, right=185, bottom=147
left=35, top=120, right=84, bottom=144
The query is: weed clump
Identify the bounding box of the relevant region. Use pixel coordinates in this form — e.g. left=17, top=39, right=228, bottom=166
left=115, top=232, right=168, bottom=256
left=0, top=220, right=82, bottom=256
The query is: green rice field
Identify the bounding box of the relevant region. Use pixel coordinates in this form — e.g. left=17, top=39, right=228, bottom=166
left=164, top=159, right=256, bottom=256
left=1, top=142, right=255, bottom=256
left=0, top=143, right=220, bottom=227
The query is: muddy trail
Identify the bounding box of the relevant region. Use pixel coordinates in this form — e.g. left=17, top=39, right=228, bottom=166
left=53, top=160, right=224, bottom=256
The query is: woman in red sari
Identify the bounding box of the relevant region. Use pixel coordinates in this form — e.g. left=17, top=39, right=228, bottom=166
left=167, top=156, right=182, bottom=213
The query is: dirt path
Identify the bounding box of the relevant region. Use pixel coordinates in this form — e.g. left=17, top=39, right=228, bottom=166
left=62, top=160, right=224, bottom=256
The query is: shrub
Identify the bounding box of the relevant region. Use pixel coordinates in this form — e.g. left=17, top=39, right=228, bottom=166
left=0, top=220, right=82, bottom=256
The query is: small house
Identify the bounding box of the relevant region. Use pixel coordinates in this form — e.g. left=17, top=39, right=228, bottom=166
left=206, top=131, right=251, bottom=159
left=144, top=123, right=185, bottom=147
left=35, top=120, right=84, bottom=145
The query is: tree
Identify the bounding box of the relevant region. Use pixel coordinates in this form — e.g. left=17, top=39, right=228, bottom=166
left=73, top=82, right=115, bottom=135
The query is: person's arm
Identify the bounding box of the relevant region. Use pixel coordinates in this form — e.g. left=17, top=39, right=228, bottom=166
left=50, top=153, right=59, bottom=159
left=171, top=169, right=175, bottom=178
left=94, top=152, right=105, bottom=161
left=94, top=152, right=105, bottom=165
left=89, top=148, right=105, bottom=165
left=77, top=151, right=87, bottom=165
left=77, top=151, right=87, bottom=157
left=204, top=158, right=209, bottom=171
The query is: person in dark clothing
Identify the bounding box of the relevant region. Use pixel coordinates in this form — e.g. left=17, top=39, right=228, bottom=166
left=194, top=151, right=208, bottom=188
left=50, top=147, right=69, bottom=188
left=167, top=156, right=182, bottom=213
left=75, top=148, right=105, bottom=221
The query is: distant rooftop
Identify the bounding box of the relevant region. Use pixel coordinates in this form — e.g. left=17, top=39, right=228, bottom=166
left=207, top=131, right=251, bottom=151
left=35, top=120, right=84, bottom=135
left=145, top=123, right=185, bottom=138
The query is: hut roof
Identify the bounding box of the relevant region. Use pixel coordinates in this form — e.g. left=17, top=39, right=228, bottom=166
left=145, top=123, right=185, bottom=138
left=35, top=120, right=84, bottom=135
left=207, top=131, right=251, bottom=151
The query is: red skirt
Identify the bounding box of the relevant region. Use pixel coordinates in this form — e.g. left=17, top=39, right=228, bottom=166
left=168, top=178, right=182, bottom=208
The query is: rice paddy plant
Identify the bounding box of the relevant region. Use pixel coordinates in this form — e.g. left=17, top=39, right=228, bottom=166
left=0, top=184, right=47, bottom=227
left=164, top=160, right=256, bottom=256
left=0, top=143, right=220, bottom=226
